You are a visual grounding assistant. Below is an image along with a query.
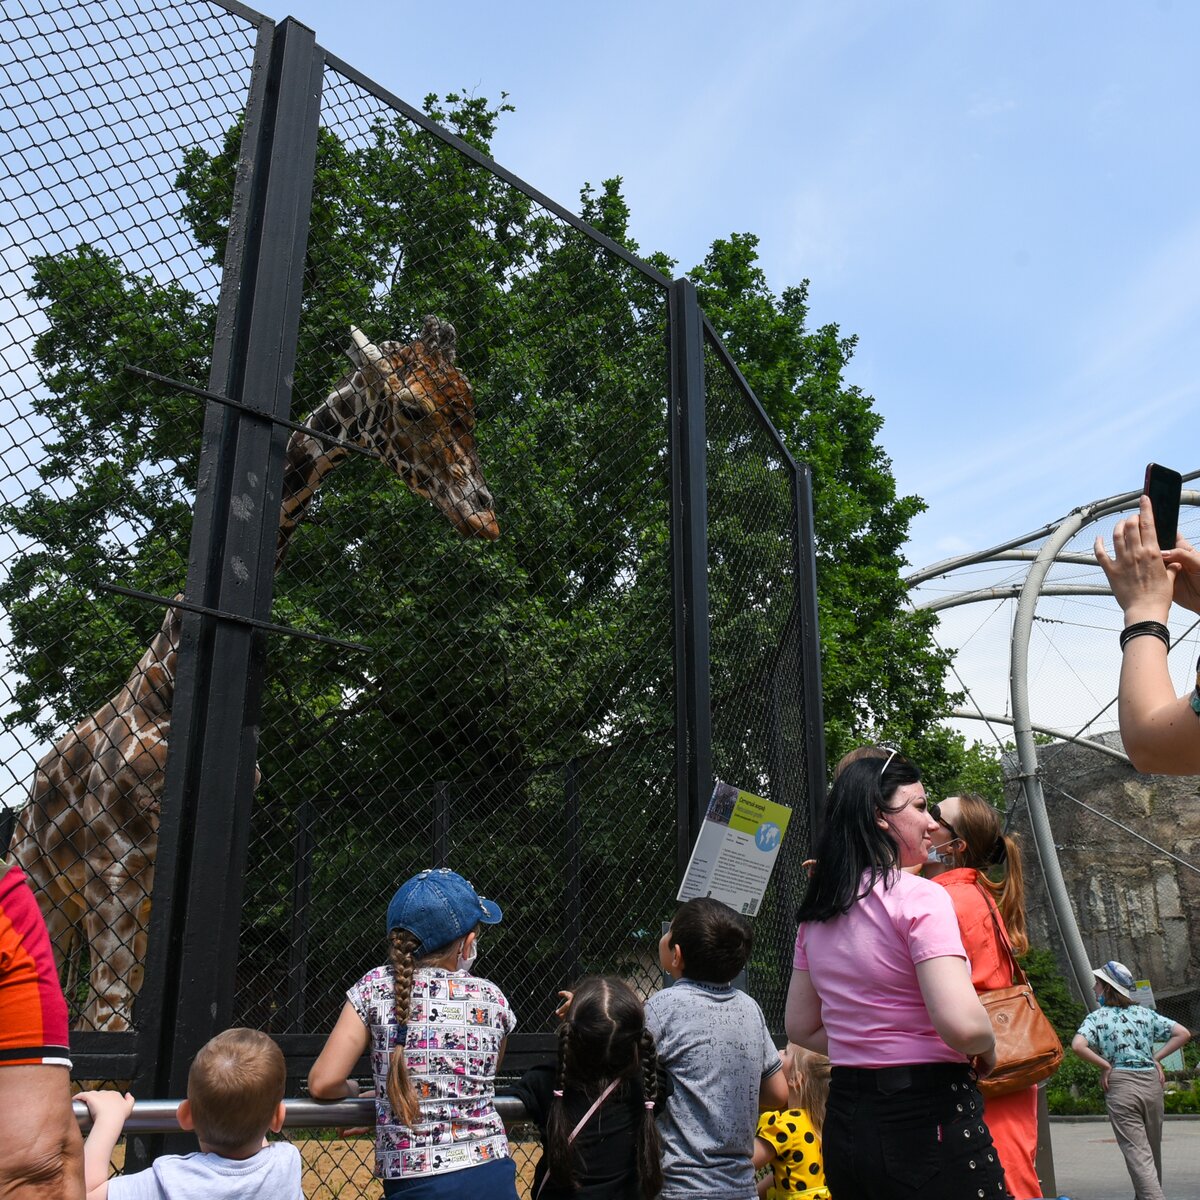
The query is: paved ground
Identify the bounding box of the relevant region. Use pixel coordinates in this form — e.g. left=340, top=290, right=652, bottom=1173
left=1045, top=1117, right=1200, bottom=1199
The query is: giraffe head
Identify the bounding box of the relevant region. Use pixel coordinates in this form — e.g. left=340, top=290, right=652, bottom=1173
left=345, top=317, right=499, bottom=541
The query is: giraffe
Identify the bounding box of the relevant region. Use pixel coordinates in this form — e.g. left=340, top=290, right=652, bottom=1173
left=12, top=316, right=498, bottom=1030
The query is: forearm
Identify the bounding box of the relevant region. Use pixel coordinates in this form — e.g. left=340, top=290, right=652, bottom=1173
left=1071, top=1035, right=1109, bottom=1071
left=1156, top=1031, right=1191, bottom=1062
left=83, top=1121, right=126, bottom=1197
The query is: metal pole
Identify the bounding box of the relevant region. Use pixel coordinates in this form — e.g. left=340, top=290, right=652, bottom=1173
left=151, top=16, right=325, bottom=1107
left=564, top=759, right=581, bottom=984
left=1010, top=503, right=1104, bottom=1007
left=792, top=462, right=826, bottom=839
left=284, top=796, right=313, bottom=1033
left=668, top=278, right=712, bottom=882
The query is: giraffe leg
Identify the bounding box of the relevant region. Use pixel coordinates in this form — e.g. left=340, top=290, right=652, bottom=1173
left=81, top=865, right=153, bottom=1033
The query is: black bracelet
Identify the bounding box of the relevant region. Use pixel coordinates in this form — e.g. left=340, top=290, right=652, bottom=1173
left=1119, top=621, right=1170, bottom=651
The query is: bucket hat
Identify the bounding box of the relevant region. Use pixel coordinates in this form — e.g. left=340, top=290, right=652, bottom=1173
left=1092, top=960, right=1136, bottom=1000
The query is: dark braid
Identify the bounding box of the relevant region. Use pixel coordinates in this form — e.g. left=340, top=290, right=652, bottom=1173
left=636, top=1028, right=664, bottom=1199
left=385, top=928, right=422, bottom=1125
left=540, top=976, right=663, bottom=1197
left=545, top=1021, right=576, bottom=1190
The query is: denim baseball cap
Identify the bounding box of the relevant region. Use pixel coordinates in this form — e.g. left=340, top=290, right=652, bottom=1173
left=1093, top=960, right=1136, bottom=999
left=385, top=868, right=502, bottom=955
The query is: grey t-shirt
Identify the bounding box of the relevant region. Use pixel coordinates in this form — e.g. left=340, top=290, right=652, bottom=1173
left=645, top=979, right=781, bottom=1199
left=107, top=1141, right=302, bottom=1199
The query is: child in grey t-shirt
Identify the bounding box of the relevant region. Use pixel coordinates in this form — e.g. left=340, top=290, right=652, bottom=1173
left=78, top=1028, right=302, bottom=1200
left=646, top=898, right=787, bottom=1199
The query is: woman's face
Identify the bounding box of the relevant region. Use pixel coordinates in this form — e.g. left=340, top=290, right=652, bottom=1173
left=929, top=794, right=964, bottom=859
left=877, top=781, right=939, bottom=868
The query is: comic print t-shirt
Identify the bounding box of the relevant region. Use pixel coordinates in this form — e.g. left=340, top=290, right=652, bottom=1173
left=347, top=965, right=516, bottom=1181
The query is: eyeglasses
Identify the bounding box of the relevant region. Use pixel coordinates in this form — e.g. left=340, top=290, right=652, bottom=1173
left=929, top=802, right=959, bottom=840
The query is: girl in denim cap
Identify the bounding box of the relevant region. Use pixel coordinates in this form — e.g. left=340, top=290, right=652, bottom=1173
left=309, top=868, right=517, bottom=1198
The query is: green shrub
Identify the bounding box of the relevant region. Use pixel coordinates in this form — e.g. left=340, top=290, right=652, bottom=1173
left=1045, top=1051, right=1105, bottom=1115
left=1164, top=1082, right=1200, bottom=1114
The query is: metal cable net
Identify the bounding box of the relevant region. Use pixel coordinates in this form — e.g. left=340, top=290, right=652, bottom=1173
left=702, top=337, right=810, bottom=1029
left=228, top=61, right=679, bottom=1056
left=909, top=498, right=1200, bottom=1038
left=0, top=0, right=258, bottom=1031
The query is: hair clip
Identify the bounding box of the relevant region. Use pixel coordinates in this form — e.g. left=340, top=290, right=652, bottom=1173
left=643, top=1100, right=655, bottom=1109
left=553, top=1089, right=564, bottom=1098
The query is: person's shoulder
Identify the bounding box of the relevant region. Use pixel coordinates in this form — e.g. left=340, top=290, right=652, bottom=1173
left=349, top=963, right=391, bottom=991
left=891, top=870, right=956, bottom=914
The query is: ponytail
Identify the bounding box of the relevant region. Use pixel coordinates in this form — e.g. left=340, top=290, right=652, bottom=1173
left=952, top=794, right=1029, bottom=957
left=545, top=1022, right=576, bottom=1190
left=385, top=928, right=422, bottom=1125
left=989, top=831, right=1028, bottom=957
left=636, top=1029, right=664, bottom=1199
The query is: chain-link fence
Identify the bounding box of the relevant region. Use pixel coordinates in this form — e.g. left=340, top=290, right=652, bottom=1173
left=3, top=0, right=824, bottom=1190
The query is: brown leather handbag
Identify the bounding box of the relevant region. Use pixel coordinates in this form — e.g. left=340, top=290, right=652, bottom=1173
left=974, top=884, right=1064, bottom=1098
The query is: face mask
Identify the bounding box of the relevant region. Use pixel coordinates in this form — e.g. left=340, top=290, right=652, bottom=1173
left=456, top=938, right=477, bottom=972
left=926, top=846, right=948, bottom=864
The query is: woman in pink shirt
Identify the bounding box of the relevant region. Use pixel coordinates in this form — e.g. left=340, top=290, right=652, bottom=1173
left=785, top=753, right=1007, bottom=1200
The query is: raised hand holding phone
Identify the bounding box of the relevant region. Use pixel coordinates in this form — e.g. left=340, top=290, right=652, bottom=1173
left=1144, top=463, right=1182, bottom=552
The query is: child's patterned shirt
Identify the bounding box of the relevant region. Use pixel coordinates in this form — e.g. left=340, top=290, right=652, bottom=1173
left=1076, top=1003, right=1176, bottom=1071
left=347, top=965, right=516, bottom=1180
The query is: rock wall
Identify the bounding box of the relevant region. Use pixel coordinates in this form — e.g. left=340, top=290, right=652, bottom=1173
left=1003, top=733, right=1200, bottom=1022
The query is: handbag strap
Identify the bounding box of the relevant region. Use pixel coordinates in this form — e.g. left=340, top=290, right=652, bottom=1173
left=974, top=879, right=1029, bottom=987
left=534, top=1076, right=624, bottom=1200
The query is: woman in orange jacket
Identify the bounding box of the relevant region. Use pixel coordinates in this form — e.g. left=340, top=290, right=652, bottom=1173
left=923, top=793, right=1042, bottom=1199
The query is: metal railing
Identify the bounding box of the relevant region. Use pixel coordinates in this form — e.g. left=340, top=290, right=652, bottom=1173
left=72, top=1094, right=531, bottom=1133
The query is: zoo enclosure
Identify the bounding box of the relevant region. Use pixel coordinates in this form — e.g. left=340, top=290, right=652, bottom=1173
left=0, top=0, right=825, bottom=1173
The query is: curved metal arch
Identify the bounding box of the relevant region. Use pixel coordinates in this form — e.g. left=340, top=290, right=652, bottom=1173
left=913, top=484, right=1200, bottom=1008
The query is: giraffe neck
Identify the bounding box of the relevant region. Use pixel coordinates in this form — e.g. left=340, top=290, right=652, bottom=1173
left=275, top=382, right=361, bottom=569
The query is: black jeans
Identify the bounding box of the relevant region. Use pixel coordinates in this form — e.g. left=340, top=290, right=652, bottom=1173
left=823, top=1062, right=1010, bottom=1199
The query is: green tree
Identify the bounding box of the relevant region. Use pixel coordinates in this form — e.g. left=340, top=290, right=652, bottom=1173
left=689, top=233, right=970, bottom=793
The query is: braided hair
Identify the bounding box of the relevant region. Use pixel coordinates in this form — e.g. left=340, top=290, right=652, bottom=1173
left=385, top=928, right=422, bottom=1125
left=545, top=976, right=663, bottom=1199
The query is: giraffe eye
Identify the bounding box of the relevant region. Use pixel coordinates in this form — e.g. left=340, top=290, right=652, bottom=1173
left=394, top=392, right=426, bottom=422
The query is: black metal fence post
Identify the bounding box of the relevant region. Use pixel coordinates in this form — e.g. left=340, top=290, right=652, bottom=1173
left=792, top=463, right=827, bottom=835
left=284, top=796, right=314, bottom=1033
left=143, top=15, right=324, bottom=1110
left=564, top=759, right=581, bottom=983
left=669, top=278, right=712, bottom=884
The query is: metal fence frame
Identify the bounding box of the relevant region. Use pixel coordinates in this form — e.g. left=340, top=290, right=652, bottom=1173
left=6, top=0, right=824, bottom=1129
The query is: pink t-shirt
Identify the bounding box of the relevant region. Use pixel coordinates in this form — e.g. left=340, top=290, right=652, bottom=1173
left=794, top=870, right=968, bottom=1067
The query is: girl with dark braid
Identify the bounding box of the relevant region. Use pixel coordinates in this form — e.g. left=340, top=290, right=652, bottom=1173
left=309, top=869, right=517, bottom=1198
left=513, top=975, right=668, bottom=1199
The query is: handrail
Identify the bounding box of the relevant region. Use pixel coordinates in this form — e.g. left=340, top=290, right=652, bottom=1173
left=72, top=1094, right=532, bottom=1134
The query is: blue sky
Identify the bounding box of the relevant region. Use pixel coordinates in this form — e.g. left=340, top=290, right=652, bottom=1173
left=281, top=0, right=1200, bottom=572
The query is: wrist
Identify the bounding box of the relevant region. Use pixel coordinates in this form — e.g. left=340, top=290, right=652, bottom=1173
left=1123, top=605, right=1171, bottom=626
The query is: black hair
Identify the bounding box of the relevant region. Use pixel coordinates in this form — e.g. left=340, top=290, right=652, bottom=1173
left=546, top=976, right=662, bottom=1199
left=796, top=754, right=923, bottom=923
left=668, top=896, right=752, bottom=984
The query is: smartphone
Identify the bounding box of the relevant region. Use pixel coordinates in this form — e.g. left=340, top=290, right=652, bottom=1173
left=1144, top=463, right=1182, bottom=551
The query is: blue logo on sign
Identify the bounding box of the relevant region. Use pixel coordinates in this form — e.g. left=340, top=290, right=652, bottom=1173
left=755, top=822, right=781, bottom=851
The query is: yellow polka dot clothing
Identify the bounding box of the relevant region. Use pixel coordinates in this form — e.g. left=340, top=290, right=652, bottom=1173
left=756, top=1108, right=831, bottom=1199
